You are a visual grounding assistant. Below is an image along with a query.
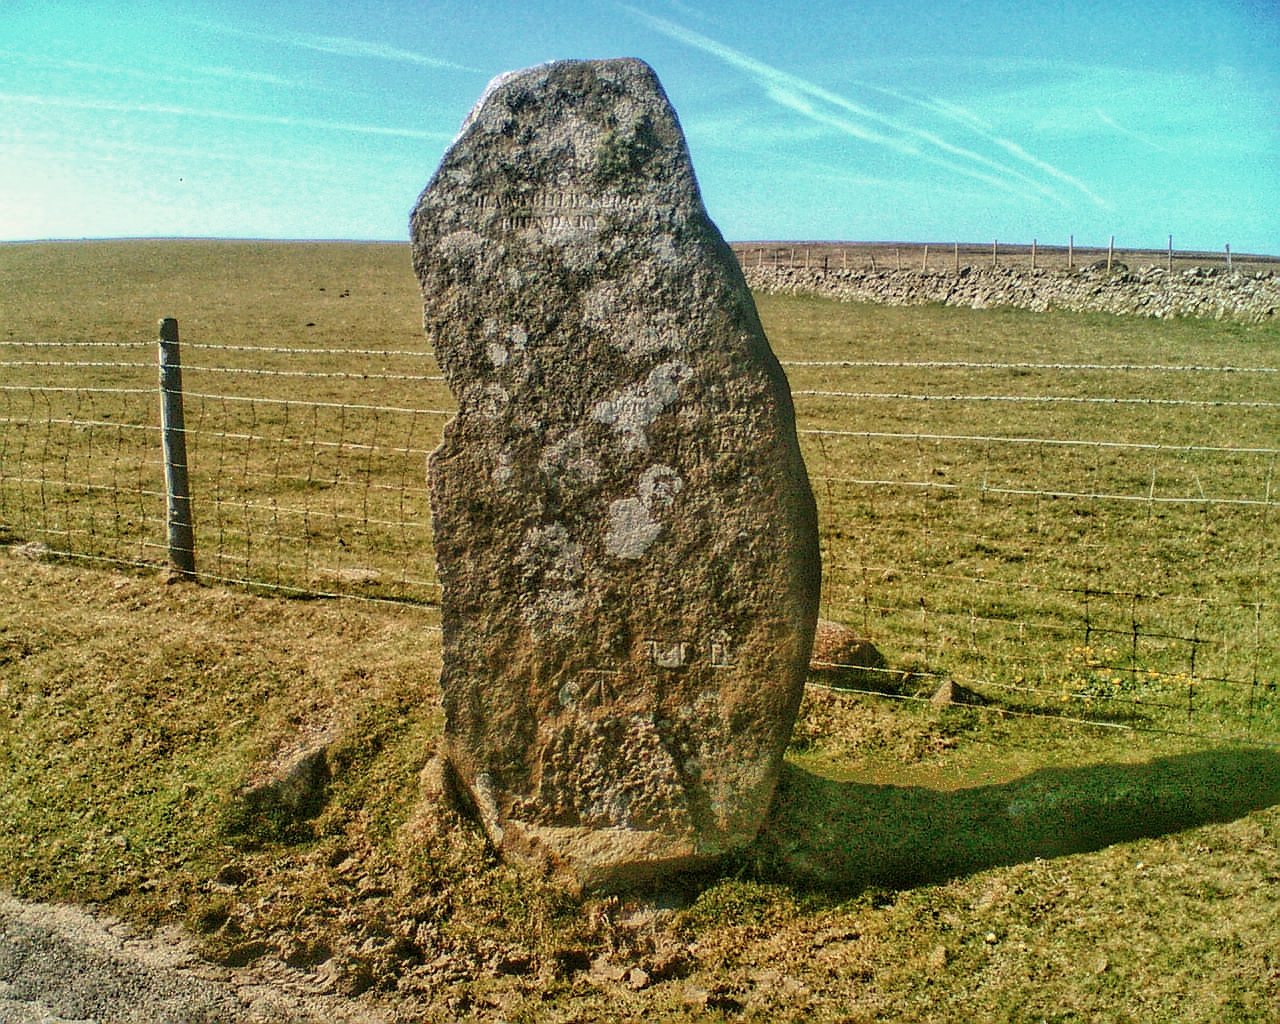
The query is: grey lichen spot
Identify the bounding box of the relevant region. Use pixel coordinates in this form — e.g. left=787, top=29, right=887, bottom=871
left=438, top=229, right=485, bottom=264
left=492, top=448, right=515, bottom=486
left=467, top=382, right=510, bottom=421
left=605, top=497, right=662, bottom=560
left=529, top=588, right=586, bottom=635
left=637, top=463, right=683, bottom=509
left=519, top=522, right=584, bottom=584
left=519, top=522, right=586, bottom=633
left=539, top=430, right=602, bottom=490
left=582, top=283, right=681, bottom=356
left=590, top=360, right=692, bottom=452
left=487, top=341, right=510, bottom=368
left=606, top=463, right=683, bottom=560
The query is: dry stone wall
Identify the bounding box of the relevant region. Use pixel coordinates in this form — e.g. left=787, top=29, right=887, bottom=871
left=742, top=262, right=1280, bottom=323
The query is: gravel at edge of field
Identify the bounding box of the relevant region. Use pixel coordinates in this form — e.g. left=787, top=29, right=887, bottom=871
left=0, top=894, right=390, bottom=1024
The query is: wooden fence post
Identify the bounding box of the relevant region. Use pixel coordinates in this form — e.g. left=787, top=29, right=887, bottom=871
left=1226, top=244, right=1232, bottom=272
left=1168, top=235, right=1174, bottom=273
left=1107, top=235, right=1115, bottom=272
left=1069, top=235, right=1074, bottom=270
left=158, top=318, right=195, bottom=578
left=922, top=244, right=929, bottom=272
left=1031, top=238, right=1037, bottom=271
left=992, top=240, right=998, bottom=268
left=954, top=242, right=960, bottom=272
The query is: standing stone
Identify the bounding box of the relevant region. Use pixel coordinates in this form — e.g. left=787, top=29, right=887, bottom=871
left=411, top=58, right=820, bottom=888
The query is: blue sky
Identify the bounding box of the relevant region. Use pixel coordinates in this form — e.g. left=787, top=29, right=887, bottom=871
left=2, top=0, right=1277, bottom=252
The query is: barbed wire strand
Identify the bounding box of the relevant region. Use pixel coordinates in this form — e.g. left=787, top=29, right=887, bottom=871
left=784, top=359, right=1279, bottom=374
left=10, top=340, right=1279, bottom=376
left=800, top=427, right=1280, bottom=457
left=794, top=389, right=1280, bottom=409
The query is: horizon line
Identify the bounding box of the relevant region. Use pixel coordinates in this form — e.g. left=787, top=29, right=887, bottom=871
left=3, top=236, right=1276, bottom=259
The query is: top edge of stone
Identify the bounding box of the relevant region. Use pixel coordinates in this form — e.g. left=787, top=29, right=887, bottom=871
left=455, top=57, right=660, bottom=142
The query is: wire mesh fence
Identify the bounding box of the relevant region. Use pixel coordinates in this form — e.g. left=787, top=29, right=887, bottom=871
left=1, top=327, right=1276, bottom=744
left=1, top=335, right=450, bottom=604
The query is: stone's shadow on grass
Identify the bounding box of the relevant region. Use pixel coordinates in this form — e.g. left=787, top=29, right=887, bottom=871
left=755, top=748, right=1280, bottom=893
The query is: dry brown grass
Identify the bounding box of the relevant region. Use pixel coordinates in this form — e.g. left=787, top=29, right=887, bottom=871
left=2, top=241, right=1279, bottom=1020
left=3, top=548, right=1279, bottom=1021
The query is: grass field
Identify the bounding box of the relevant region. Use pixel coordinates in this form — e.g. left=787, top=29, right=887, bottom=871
left=2, top=240, right=1279, bottom=1020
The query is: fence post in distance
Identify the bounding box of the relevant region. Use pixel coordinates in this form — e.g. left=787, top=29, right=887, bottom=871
left=158, top=318, right=195, bottom=579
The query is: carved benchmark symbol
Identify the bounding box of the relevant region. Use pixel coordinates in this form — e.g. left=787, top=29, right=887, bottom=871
left=642, top=639, right=736, bottom=669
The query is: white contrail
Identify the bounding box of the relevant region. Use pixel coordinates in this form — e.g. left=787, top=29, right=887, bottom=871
left=194, top=66, right=304, bottom=88
left=0, top=92, right=453, bottom=140
left=765, top=87, right=1049, bottom=203
left=276, top=33, right=482, bottom=72
left=923, top=95, right=1111, bottom=207
left=0, top=48, right=313, bottom=91
left=626, top=6, right=1104, bottom=207
left=194, top=21, right=483, bottom=74
left=1095, top=108, right=1170, bottom=155
left=854, top=85, right=1103, bottom=207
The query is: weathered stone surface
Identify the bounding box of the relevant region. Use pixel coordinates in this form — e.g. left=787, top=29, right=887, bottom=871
left=930, top=679, right=987, bottom=706
left=410, top=58, right=820, bottom=887
left=808, top=618, right=889, bottom=689
left=230, top=734, right=335, bottom=838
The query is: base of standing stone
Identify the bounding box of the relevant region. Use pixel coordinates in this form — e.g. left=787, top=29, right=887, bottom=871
left=411, top=58, right=820, bottom=888
left=503, top=822, right=707, bottom=890
left=425, top=752, right=714, bottom=889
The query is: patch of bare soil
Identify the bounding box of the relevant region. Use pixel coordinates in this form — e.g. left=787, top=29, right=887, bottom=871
left=0, top=893, right=392, bottom=1023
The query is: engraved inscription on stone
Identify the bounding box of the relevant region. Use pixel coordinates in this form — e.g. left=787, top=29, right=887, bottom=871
left=709, top=636, right=735, bottom=669
left=645, top=640, right=691, bottom=669
left=640, top=637, right=737, bottom=670
left=559, top=670, right=622, bottom=710
left=412, top=58, right=820, bottom=889
left=472, top=191, right=646, bottom=236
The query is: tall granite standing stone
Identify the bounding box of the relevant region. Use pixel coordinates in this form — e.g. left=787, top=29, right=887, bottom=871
left=411, top=58, right=820, bottom=887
